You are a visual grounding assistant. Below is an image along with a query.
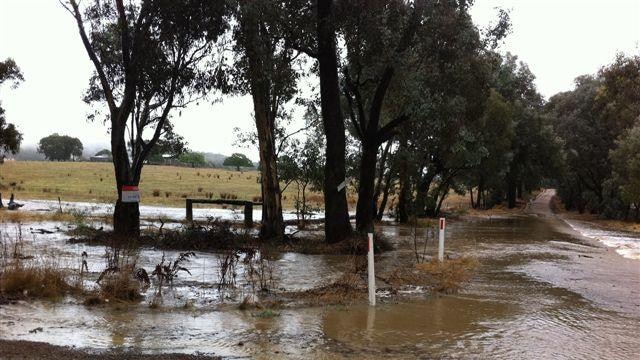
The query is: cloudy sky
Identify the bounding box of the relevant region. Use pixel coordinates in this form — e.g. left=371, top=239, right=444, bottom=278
left=1, top=0, right=638, bottom=160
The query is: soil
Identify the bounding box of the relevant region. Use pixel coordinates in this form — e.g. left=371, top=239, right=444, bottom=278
left=0, top=339, right=218, bottom=359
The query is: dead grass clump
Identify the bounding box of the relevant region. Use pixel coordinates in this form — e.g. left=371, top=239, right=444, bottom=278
left=288, top=272, right=366, bottom=306
left=414, top=257, right=478, bottom=294
left=0, top=262, right=78, bottom=300
left=97, top=267, right=145, bottom=302
left=0, top=211, right=73, bottom=223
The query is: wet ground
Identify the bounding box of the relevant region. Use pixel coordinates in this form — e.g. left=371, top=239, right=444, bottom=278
left=1, top=191, right=639, bottom=359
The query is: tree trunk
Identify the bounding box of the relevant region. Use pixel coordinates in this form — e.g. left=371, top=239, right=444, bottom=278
left=239, top=5, right=285, bottom=241
left=255, top=108, right=284, bottom=241
left=469, top=186, right=475, bottom=209
left=434, top=184, right=450, bottom=216
left=113, top=199, right=140, bottom=237
left=317, top=0, right=352, bottom=243
left=517, top=181, right=524, bottom=199
left=355, top=143, right=378, bottom=232
left=397, top=146, right=410, bottom=223
left=506, top=174, right=517, bottom=209
left=373, top=141, right=392, bottom=213
left=112, top=125, right=140, bottom=239
left=376, top=166, right=393, bottom=221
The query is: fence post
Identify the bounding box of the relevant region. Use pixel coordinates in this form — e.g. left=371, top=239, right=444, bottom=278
left=367, top=232, right=376, bottom=306
left=438, top=217, right=445, bottom=261
left=244, top=202, right=253, bottom=228
left=186, top=199, right=193, bottom=222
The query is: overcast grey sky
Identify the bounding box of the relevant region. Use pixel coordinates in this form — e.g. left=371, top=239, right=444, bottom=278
left=1, top=0, right=638, bottom=160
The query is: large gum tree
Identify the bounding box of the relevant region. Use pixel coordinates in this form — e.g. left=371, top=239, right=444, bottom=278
left=63, top=0, right=228, bottom=237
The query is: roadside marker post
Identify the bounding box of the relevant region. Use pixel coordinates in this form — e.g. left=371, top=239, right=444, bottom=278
left=367, top=232, right=376, bottom=306
left=438, top=218, right=445, bottom=261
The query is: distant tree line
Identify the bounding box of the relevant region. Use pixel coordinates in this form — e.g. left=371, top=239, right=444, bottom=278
left=546, top=55, right=640, bottom=221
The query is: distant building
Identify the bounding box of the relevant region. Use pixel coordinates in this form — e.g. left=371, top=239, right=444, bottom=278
left=89, top=155, right=111, bottom=162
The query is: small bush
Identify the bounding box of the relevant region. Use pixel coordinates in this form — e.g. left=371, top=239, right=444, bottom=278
left=152, top=189, right=161, bottom=197
left=165, top=191, right=171, bottom=198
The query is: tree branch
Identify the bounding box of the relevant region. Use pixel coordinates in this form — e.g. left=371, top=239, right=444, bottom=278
left=377, top=114, right=409, bottom=144
left=66, top=0, right=117, bottom=115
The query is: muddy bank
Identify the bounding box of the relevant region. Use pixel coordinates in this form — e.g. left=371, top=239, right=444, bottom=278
left=0, top=339, right=218, bottom=360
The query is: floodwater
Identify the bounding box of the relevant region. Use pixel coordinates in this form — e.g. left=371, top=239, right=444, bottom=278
left=1, top=212, right=639, bottom=359
left=19, top=199, right=325, bottom=222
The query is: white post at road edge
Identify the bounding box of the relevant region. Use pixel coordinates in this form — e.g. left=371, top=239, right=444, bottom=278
left=367, top=232, right=376, bottom=306
left=438, top=218, right=445, bottom=261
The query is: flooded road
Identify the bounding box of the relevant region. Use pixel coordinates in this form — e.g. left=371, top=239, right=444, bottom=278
left=1, top=194, right=639, bottom=358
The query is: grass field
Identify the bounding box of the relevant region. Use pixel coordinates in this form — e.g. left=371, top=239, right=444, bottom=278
left=0, top=161, right=329, bottom=209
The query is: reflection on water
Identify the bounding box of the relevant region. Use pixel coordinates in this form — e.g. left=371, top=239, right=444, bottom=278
left=1, top=215, right=639, bottom=358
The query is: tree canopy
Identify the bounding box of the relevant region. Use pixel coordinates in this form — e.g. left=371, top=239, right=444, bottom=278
left=0, top=58, right=24, bottom=155
left=223, top=152, right=253, bottom=171
left=37, top=133, right=84, bottom=161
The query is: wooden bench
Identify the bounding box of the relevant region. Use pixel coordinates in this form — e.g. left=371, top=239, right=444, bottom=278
left=186, top=199, right=262, bottom=227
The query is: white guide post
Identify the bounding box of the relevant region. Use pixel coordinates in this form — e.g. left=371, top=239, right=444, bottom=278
left=367, top=232, right=376, bottom=306
left=438, top=217, right=445, bottom=261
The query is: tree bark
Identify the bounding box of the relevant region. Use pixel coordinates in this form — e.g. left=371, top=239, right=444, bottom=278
left=254, top=105, right=284, bottom=240
left=376, top=162, right=394, bottom=221
left=241, top=6, right=285, bottom=241
left=396, top=142, right=410, bottom=223
left=355, top=142, right=378, bottom=232
left=506, top=174, right=517, bottom=209
left=317, top=0, right=352, bottom=243
left=373, top=141, right=392, bottom=213
left=112, top=120, right=140, bottom=238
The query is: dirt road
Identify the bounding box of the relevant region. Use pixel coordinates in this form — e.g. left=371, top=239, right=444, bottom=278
left=526, top=189, right=640, bottom=315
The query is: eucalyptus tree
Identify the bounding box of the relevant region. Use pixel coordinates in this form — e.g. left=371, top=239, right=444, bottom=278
left=340, top=0, right=494, bottom=227
left=63, top=0, right=229, bottom=237
left=229, top=0, right=305, bottom=240
left=549, top=54, right=640, bottom=216
left=0, top=58, right=24, bottom=155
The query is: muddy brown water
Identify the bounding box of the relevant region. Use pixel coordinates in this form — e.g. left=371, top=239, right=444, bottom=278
left=1, top=214, right=639, bottom=359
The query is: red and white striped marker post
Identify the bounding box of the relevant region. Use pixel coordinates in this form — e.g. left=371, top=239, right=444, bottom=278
left=438, top=218, right=445, bottom=261
left=367, top=232, right=376, bottom=306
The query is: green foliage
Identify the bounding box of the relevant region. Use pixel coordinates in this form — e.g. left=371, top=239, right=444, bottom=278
left=0, top=58, right=24, bottom=155
left=610, top=122, right=640, bottom=215
left=223, top=152, right=253, bottom=171
left=37, top=133, right=84, bottom=161
left=94, top=149, right=112, bottom=157
left=279, top=131, right=324, bottom=223
left=179, top=152, right=206, bottom=166
left=549, top=54, right=640, bottom=217
left=148, top=124, right=189, bottom=162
